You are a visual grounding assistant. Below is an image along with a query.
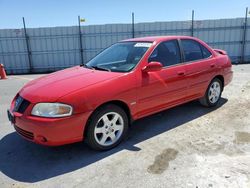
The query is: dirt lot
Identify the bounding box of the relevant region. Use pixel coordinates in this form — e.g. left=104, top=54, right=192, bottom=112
left=0, top=65, right=249, bottom=188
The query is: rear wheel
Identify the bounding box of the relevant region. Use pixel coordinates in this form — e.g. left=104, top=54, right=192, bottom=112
left=85, top=104, right=129, bottom=151
left=199, top=78, right=222, bottom=107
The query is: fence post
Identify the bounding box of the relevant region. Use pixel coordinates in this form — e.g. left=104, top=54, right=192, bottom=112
left=240, top=7, right=248, bottom=64
left=22, top=17, right=33, bottom=73
left=191, top=10, right=194, bottom=37
left=132, top=12, right=135, bottom=38
left=78, top=16, right=84, bottom=66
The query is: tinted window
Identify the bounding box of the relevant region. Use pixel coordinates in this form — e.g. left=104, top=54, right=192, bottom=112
left=181, top=39, right=203, bottom=62
left=200, top=45, right=212, bottom=58
left=86, top=42, right=151, bottom=72
left=149, top=40, right=181, bottom=67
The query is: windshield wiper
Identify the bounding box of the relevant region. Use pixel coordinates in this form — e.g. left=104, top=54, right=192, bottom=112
left=90, top=65, right=111, bottom=72
left=81, top=64, right=91, bottom=69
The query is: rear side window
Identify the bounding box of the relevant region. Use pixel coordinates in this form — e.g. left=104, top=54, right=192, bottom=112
left=200, top=44, right=212, bottom=58
left=149, top=40, right=181, bottom=67
left=181, top=39, right=203, bottom=62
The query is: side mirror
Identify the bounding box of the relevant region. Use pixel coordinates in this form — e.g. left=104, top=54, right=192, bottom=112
left=142, top=62, right=163, bottom=72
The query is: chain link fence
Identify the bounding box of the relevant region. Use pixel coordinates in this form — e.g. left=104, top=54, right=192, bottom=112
left=0, top=17, right=249, bottom=74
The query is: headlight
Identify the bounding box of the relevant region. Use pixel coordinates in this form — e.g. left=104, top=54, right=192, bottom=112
left=31, top=103, right=73, bottom=117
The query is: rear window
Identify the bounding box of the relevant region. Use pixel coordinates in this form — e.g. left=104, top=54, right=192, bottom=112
left=181, top=39, right=203, bottom=62
left=200, top=45, right=212, bottom=58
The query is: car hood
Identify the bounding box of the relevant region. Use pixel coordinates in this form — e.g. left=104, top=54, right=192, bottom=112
left=19, top=66, right=122, bottom=103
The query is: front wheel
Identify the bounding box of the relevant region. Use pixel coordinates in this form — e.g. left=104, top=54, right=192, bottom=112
left=85, top=104, right=129, bottom=151
left=199, top=78, right=222, bottom=107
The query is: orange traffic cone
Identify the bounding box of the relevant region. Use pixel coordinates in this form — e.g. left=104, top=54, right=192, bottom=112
left=0, top=64, right=7, bottom=79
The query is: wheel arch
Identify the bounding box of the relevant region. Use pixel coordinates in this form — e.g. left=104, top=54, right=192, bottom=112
left=83, top=100, right=132, bottom=138
left=213, top=75, right=224, bottom=90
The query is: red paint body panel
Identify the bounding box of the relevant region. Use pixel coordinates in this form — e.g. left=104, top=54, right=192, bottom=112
left=9, top=36, right=233, bottom=146
left=13, top=111, right=90, bottom=145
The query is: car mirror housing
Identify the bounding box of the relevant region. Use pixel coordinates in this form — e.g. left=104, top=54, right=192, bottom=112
left=142, top=62, right=163, bottom=72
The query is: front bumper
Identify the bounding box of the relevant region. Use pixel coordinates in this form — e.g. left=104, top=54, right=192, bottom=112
left=8, top=109, right=92, bottom=146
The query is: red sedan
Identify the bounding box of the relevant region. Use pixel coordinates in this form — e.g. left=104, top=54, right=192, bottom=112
left=8, top=36, right=233, bottom=150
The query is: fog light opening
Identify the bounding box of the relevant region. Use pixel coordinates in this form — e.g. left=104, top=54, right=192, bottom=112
left=37, top=135, right=47, bottom=143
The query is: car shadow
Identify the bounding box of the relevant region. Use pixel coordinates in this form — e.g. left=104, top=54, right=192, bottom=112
left=0, top=98, right=227, bottom=183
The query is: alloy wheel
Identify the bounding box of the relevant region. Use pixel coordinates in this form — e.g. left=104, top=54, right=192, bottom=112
left=94, top=112, right=124, bottom=146
left=208, top=81, right=221, bottom=104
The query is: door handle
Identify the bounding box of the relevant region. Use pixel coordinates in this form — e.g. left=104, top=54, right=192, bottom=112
left=177, top=71, right=185, bottom=76
left=210, top=64, right=215, bottom=68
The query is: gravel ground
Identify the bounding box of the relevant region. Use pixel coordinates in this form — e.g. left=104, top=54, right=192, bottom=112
left=0, top=65, right=249, bottom=188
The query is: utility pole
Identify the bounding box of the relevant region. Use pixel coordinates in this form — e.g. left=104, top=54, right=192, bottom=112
left=78, top=16, right=84, bottom=66
left=191, top=10, right=194, bottom=37
left=240, top=7, right=248, bottom=64
left=132, top=12, right=135, bottom=38
left=23, top=17, right=33, bottom=73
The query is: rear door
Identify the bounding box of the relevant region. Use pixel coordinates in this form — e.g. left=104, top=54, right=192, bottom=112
left=180, top=39, right=215, bottom=99
left=136, top=39, right=188, bottom=117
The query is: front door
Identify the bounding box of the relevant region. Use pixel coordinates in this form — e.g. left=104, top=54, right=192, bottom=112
left=136, top=39, right=188, bottom=118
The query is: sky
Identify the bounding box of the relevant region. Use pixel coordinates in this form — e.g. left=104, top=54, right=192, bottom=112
left=0, top=0, right=249, bottom=29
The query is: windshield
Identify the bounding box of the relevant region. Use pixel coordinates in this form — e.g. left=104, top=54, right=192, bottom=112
left=86, top=42, right=152, bottom=72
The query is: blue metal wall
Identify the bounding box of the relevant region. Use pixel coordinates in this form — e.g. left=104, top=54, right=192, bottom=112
left=0, top=18, right=249, bottom=74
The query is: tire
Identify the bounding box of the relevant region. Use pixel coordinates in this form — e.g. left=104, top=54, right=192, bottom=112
left=199, top=78, right=223, bottom=107
left=85, top=104, right=129, bottom=151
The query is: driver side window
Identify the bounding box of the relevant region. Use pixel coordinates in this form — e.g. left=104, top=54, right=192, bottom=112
left=148, top=40, right=181, bottom=67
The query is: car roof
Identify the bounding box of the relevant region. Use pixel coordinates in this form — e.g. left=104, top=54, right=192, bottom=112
left=122, top=35, right=197, bottom=43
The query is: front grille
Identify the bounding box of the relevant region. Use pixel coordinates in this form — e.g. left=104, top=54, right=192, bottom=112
left=14, top=95, right=30, bottom=113
left=14, top=125, right=34, bottom=140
